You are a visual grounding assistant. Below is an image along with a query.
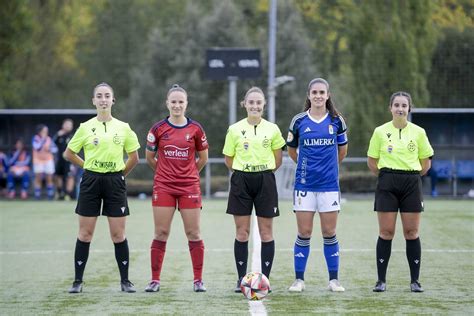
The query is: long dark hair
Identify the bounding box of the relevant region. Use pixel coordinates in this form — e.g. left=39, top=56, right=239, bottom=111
left=303, top=78, right=340, bottom=118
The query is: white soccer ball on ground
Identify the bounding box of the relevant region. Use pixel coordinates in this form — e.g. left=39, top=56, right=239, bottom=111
left=240, top=271, right=270, bottom=300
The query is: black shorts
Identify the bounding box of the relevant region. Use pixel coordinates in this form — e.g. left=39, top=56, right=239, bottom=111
left=374, top=168, right=423, bottom=213
left=56, top=159, right=72, bottom=177
left=226, top=170, right=279, bottom=218
left=76, top=170, right=129, bottom=217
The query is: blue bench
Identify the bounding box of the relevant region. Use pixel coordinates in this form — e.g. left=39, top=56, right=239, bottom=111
left=456, top=160, right=474, bottom=179
left=431, top=160, right=453, bottom=179
left=453, top=160, right=474, bottom=196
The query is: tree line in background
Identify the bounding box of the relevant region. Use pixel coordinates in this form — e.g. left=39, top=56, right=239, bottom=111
left=1, top=0, right=472, bottom=156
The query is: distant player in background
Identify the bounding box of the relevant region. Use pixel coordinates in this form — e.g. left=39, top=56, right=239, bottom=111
left=222, top=87, right=285, bottom=292
left=145, top=84, right=209, bottom=293
left=286, top=78, right=348, bottom=292
left=64, top=82, right=140, bottom=294
left=53, top=118, right=75, bottom=200
left=0, top=151, right=8, bottom=197
left=6, top=139, right=31, bottom=199
left=32, top=124, right=57, bottom=200
left=367, top=91, right=433, bottom=293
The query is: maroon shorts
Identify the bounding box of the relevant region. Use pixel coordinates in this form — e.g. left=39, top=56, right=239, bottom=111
left=152, top=190, right=202, bottom=210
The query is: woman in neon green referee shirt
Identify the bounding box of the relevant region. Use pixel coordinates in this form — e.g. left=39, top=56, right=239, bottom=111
left=367, top=91, right=433, bottom=293
left=64, top=83, right=140, bottom=294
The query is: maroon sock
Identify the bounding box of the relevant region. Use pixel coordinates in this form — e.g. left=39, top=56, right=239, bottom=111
left=151, top=239, right=167, bottom=281
left=188, top=240, right=205, bottom=281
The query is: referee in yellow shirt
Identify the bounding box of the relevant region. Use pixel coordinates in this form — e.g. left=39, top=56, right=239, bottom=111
left=367, top=91, right=434, bottom=293
left=64, top=83, right=140, bottom=294
left=223, top=87, right=286, bottom=292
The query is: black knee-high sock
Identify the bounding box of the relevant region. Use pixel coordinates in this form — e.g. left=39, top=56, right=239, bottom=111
left=114, top=239, right=129, bottom=281
left=234, top=239, right=248, bottom=279
left=376, top=237, right=392, bottom=282
left=74, top=239, right=90, bottom=281
left=261, top=240, right=275, bottom=279
left=406, top=237, right=421, bottom=282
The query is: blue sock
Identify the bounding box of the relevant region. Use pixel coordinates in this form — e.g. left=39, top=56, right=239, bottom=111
left=323, top=235, right=339, bottom=280
left=294, top=236, right=310, bottom=280
left=47, top=184, right=55, bottom=199
left=34, top=187, right=41, bottom=199
left=22, top=173, right=30, bottom=191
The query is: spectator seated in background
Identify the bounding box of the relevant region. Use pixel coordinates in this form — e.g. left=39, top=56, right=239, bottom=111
left=0, top=151, right=7, bottom=196
left=7, top=139, right=31, bottom=199
left=32, top=124, right=57, bottom=200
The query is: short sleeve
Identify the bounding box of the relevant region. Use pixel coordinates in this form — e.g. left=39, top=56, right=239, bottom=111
left=286, top=118, right=299, bottom=148
left=271, top=125, right=286, bottom=150
left=195, top=125, right=209, bottom=152
left=146, top=126, right=158, bottom=152
left=124, top=124, right=141, bottom=153
left=67, top=124, right=86, bottom=153
left=367, top=128, right=380, bottom=158
left=222, top=128, right=236, bottom=157
left=417, top=129, right=434, bottom=159
left=336, top=116, right=348, bottom=145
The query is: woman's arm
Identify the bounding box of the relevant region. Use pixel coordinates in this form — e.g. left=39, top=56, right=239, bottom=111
left=420, top=158, right=431, bottom=176
left=224, top=155, right=234, bottom=171
left=338, top=144, right=348, bottom=164
left=196, top=149, right=209, bottom=173
left=273, top=148, right=283, bottom=171
left=123, top=150, right=139, bottom=177
left=145, top=149, right=157, bottom=172
left=367, top=157, right=379, bottom=176
left=287, top=146, right=298, bottom=163
left=63, top=148, right=84, bottom=169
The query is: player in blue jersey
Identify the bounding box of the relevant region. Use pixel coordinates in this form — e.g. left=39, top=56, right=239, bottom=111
left=286, top=78, right=348, bottom=292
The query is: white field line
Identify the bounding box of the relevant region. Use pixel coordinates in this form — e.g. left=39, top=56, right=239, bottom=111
left=1, top=248, right=473, bottom=255
left=248, top=213, right=267, bottom=316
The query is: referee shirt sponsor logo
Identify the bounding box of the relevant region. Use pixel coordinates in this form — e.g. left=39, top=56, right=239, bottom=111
left=92, top=160, right=116, bottom=170
left=242, top=164, right=269, bottom=172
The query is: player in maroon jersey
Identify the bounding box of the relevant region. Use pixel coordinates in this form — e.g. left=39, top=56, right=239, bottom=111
left=144, top=84, right=209, bottom=293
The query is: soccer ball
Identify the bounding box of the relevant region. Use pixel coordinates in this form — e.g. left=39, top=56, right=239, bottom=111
left=240, top=272, right=270, bottom=300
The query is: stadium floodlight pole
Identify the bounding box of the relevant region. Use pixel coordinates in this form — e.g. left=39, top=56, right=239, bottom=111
left=228, top=76, right=238, bottom=125
left=267, top=0, right=277, bottom=123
